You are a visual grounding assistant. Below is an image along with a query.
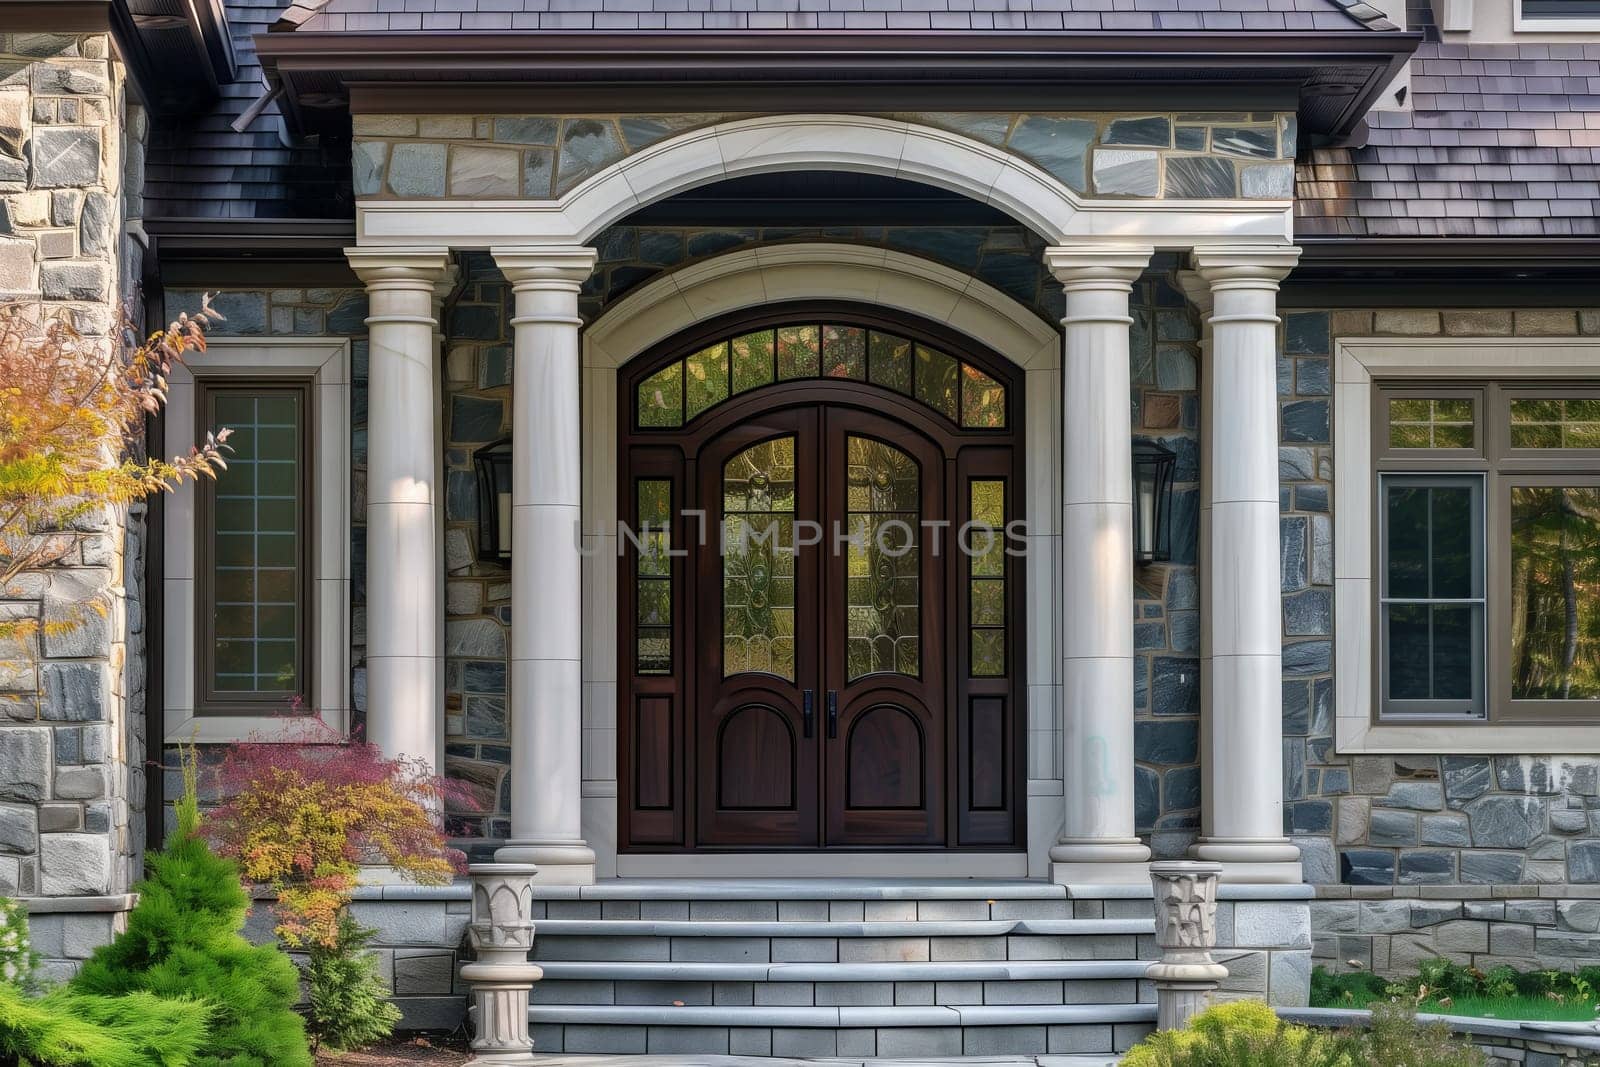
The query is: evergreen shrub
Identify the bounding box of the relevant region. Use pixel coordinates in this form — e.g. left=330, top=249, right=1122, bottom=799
left=0, top=983, right=209, bottom=1067
left=71, top=751, right=311, bottom=1067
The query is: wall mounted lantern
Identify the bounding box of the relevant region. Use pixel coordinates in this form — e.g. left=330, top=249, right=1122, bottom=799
left=1133, top=439, right=1177, bottom=565
left=473, top=437, right=513, bottom=564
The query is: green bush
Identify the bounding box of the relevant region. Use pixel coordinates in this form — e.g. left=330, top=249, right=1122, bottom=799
left=0, top=895, right=39, bottom=990
left=303, top=914, right=401, bottom=1053
left=1123, top=1000, right=1337, bottom=1067
left=1123, top=998, right=1488, bottom=1067
left=0, top=982, right=210, bottom=1067
left=1326, top=1002, right=1489, bottom=1067
left=71, top=753, right=311, bottom=1067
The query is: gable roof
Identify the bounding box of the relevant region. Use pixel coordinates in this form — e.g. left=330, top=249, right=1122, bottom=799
left=272, top=0, right=1398, bottom=34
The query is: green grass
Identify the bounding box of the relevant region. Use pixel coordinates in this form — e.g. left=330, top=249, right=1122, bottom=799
left=1323, top=991, right=1600, bottom=1023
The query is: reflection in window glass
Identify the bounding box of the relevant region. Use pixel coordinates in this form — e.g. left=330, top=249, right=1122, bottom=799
left=731, top=330, right=775, bottom=394
left=969, top=479, right=1007, bottom=677
left=723, top=437, right=796, bottom=681
left=636, top=480, right=672, bottom=675
left=1381, top=477, right=1483, bottom=716
left=1388, top=397, right=1474, bottom=449
left=635, top=324, right=1006, bottom=430
left=1510, top=399, right=1600, bottom=449
left=845, top=436, right=920, bottom=680
left=209, top=390, right=303, bottom=694
left=1511, top=487, right=1600, bottom=699
left=962, top=365, right=1007, bottom=429
left=685, top=342, right=730, bottom=421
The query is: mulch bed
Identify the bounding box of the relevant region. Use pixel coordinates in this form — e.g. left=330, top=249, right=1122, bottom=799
left=315, top=1035, right=472, bottom=1065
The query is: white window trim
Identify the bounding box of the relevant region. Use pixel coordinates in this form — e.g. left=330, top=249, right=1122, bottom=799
left=162, top=337, right=351, bottom=744
left=1334, top=335, right=1600, bottom=754
left=1513, top=1, right=1600, bottom=31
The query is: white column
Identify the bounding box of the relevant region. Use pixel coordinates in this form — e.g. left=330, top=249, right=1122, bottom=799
left=1045, top=245, right=1154, bottom=884
left=431, top=268, right=459, bottom=778
left=1187, top=245, right=1302, bottom=883
left=491, top=245, right=599, bottom=883
left=347, top=247, right=452, bottom=769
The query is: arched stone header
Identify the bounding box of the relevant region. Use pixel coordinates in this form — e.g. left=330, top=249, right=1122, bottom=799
left=357, top=114, right=1296, bottom=250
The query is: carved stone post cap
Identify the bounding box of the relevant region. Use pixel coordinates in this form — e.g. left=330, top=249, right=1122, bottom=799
left=467, top=862, right=541, bottom=878
left=1149, top=860, right=1223, bottom=878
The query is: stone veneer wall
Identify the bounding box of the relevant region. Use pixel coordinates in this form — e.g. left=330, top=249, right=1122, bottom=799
left=1274, top=306, right=1600, bottom=977
left=0, top=28, right=153, bottom=980
left=351, top=111, right=1296, bottom=203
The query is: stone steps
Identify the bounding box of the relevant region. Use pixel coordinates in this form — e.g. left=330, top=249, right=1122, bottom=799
left=525, top=880, right=1160, bottom=1057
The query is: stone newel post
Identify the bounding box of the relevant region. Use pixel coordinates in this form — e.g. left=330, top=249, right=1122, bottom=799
left=1147, top=860, right=1227, bottom=1030
left=462, top=863, right=543, bottom=1064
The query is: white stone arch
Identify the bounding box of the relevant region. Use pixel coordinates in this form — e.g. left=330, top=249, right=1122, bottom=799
left=357, top=114, right=1294, bottom=249
left=577, top=242, right=1065, bottom=879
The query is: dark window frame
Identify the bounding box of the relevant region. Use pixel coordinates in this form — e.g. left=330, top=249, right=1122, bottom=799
left=1522, top=0, right=1600, bottom=18
left=1372, top=380, right=1600, bottom=725
left=194, top=378, right=316, bottom=716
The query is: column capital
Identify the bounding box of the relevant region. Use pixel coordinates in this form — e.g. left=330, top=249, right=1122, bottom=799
left=491, top=245, right=599, bottom=288
left=1189, top=244, right=1302, bottom=289
left=344, top=246, right=453, bottom=287
left=1043, top=244, right=1156, bottom=288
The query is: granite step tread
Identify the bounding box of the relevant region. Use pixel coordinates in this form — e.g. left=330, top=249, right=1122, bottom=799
left=527, top=1002, right=1158, bottom=1028
left=533, top=918, right=1153, bottom=939
left=532, top=959, right=1152, bottom=982
left=532, top=879, right=1073, bottom=902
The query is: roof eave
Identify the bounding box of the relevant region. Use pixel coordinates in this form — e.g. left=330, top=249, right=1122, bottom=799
left=255, top=29, right=1422, bottom=140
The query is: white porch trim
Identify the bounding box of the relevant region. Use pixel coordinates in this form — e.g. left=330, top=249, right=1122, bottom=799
left=162, top=337, right=351, bottom=744
left=580, top=243, right=1065, bottom=879
left=354, top=113, right=1294, bottom=251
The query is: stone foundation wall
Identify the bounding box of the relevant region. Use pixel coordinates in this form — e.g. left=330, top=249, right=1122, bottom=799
left=1312, top=887, right=1600, bottom=975
left=0, top=29, right=149, bottom=979
left=245, top=887, right=470, bottom=1030
left=1278, top=306, right=1600, bottom=978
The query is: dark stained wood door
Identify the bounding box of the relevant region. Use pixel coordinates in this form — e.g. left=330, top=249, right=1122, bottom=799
left=695, top=408, right=821, bottom=846
left=617, top=305, right=1026, bottom=854
left=821, top=410, right=945, bottom=845
left=695, top=404, right=946, bottom=847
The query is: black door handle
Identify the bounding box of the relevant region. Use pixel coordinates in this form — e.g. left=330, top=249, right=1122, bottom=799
left=826, top=691, right=838, bottom=739
left=802, top=690, right=814, bottom=739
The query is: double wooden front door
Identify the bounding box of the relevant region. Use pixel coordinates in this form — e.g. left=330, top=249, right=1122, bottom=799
left=698, top=405, right=945, bottom=847
left=619, top=309, right=1024, bottom=853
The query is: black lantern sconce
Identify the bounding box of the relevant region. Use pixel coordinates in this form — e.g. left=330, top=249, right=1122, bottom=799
left=473, top=437, right=513, bottom=564
left=1132, top=439, right=1177, bottom=565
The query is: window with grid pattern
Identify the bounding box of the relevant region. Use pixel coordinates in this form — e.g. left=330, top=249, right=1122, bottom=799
left=199, top=383, right=310, bottom=710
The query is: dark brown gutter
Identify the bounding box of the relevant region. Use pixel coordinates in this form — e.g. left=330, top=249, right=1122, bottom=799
left=256, top=29, right=1421, bottom=140
left=1297, top=237, right=1600, bottom=270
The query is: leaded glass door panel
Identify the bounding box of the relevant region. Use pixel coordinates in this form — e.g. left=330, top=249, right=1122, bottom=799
left=694, top=408, right=821, bottom=846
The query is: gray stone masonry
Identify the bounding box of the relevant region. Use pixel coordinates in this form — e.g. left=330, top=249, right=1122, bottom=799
left=352, top=111, right=1296, bottom=204
left=1, top=28, right=145, bottom=980
left=1278, top=306, right=1600, bottom=979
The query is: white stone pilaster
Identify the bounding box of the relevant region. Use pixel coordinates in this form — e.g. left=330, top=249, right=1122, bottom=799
left=1187, top=245, right=1302, bottom=883
left=433, top=267, right=459, bottom=778
left=491, top=246, right=599, bottom=884
left=1045, top=245, right=1155, bottom=884
left=347, top=247, right=453, bottom=770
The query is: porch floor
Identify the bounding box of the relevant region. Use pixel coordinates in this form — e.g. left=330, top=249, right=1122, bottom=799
left=528, top=1056, right=1118, bottom=1066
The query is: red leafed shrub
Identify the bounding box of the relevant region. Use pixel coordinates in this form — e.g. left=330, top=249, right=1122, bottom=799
left=204, top=720, right=476, bottom=948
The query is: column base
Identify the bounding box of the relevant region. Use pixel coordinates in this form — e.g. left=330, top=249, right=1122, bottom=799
left=1049, top=838, right=1152, bottom=884
left=1187, top=839, right=1302, bottom=884
left=493, top=842, right=596, bottom=884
